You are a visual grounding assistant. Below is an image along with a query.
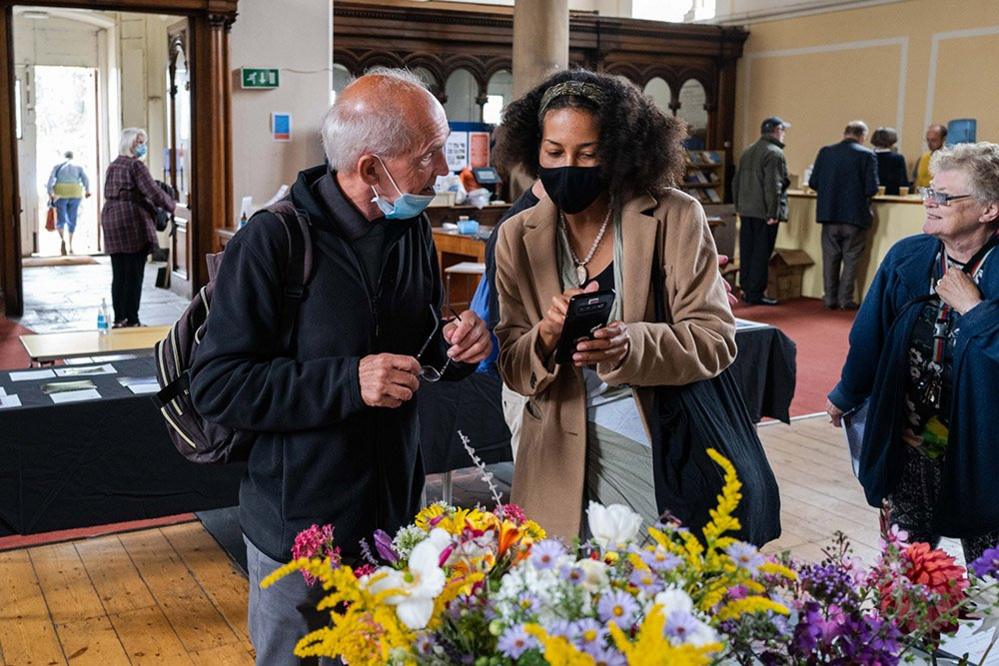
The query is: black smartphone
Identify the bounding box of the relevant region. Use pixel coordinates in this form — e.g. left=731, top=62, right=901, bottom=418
left=554, top=288, right=616, bottom=365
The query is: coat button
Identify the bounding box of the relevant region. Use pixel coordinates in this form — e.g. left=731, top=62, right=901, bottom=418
left=530, top=372, right=537, bottom=389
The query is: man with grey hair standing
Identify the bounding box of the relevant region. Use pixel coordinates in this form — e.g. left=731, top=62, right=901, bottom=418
left=733, top=116, right=790, bottom=305
left=808, top=120, right=879, bottom=309
left=190, top=68, right=491, bottom=665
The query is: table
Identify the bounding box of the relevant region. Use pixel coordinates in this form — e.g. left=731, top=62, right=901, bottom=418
left=420, top=323, right=797, bottom=476
left=20, top=325, right=171, bottom=365
left=0, top=358, right=243, bottom=537
left=433, top=229, right=488, bottom=312
left=444, top=262, right=485, bottom=312
left=425, top=203, right=512, bottom=228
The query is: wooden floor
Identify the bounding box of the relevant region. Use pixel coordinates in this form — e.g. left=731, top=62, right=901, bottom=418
left=0, top=415, right=993, bottom=664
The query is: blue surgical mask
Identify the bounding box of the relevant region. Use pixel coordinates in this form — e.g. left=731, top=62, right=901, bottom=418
left=370, top=156, right=434, bottom=220
left=134, top=143, right=148, bottom=158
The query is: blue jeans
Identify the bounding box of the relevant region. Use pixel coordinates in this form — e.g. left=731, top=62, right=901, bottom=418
left=244, top=535, right=338, bottom=666
left=54, top=197, right=81, bottom=233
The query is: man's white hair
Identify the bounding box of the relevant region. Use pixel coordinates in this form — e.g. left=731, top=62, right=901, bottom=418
left=322, top=67, right=434, bottom=172
left=119, top=127, right=147, bottom=157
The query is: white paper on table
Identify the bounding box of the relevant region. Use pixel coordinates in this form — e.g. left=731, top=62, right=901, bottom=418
left=10, top=369, right=55, bottom=381
left=49, top=389, right=102, bottom=404
left=0, top=394, right=21, bottom=408
left=64, top=357, right=96, bottom=365
left=54, top=364, right=117, bottom=377
left=94, top=353, right=139, bottom=361
left=118, top=376, right=160, bottom=395
left=0, top=386, right=5, bottom=396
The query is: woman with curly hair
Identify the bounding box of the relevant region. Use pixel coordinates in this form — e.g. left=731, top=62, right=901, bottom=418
left=492, top=69, right=738, bottom=540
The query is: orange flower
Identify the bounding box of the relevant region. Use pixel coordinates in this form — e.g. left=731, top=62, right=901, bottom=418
left=880, top=542, right=968, bottom=636
left=497, top=521, right=521, bottom=556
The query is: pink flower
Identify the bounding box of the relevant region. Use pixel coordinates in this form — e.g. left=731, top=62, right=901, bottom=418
left=291, top=524, right=341, bottom=585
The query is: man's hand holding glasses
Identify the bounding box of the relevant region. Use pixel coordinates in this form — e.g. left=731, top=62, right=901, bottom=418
left=416, top=306, right=492, bottom=383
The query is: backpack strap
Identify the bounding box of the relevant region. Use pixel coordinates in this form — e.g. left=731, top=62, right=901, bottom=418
left=266, top=199, right=313, bottom=352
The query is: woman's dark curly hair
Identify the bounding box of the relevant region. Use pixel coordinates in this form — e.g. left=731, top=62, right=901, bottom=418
left=493, top=69, right=687, bottom=200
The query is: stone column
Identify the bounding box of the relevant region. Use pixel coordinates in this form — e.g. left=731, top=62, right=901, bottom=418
left=512, top=0, right=569, bottom=98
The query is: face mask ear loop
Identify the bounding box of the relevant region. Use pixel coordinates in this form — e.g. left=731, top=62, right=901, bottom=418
left=374, top=155, right=405, bottom=199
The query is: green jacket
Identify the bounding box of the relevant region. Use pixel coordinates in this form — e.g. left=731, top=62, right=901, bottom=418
left=732, top=136, right=789, bottom=221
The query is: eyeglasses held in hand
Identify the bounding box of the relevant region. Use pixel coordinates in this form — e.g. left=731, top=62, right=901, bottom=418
left=415, top=305, right=462, bottom=382
left=919, top=187, right=973, bottom=207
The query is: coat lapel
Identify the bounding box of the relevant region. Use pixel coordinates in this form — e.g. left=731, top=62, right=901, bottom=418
left=522, top=197, right=562, bottom=317
left=619, top=195, right=659, bottom=322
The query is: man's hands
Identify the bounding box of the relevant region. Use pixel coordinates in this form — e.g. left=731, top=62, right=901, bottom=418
left=826, top=398, right=844, bottom=427
left=359, top=354, right=420, bottom=409
left=442, top=310, right=491, bottom=364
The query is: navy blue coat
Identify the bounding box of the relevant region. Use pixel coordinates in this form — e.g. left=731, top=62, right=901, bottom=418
left=829, top=234, right=999, bottom=537
left=808, top=139, right=879, bottom=227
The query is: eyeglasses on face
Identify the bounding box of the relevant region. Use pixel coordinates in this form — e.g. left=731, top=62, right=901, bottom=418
left=919, top=187, right=973, bottom=207
left=415, top=305, right=462, bottom=383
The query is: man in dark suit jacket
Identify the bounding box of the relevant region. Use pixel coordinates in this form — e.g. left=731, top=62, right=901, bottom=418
left=808, top=120, right=879, bottom=309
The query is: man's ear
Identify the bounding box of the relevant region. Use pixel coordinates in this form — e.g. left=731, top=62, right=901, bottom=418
left=356, top=154, right=380, bottom=186
left=981, top=201, right=999, bottom=225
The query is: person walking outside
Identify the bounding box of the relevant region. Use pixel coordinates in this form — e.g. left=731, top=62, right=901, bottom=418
left=46, top=150, right=91, bottom=255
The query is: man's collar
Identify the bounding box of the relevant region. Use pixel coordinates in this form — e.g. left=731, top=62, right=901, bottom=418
left=315, top=170, right=382, bottom=241
left=762, top=136, right=785, bottom=148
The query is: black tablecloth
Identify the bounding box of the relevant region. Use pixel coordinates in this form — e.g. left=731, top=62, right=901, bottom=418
left=419, top=323, right=796, bottom=473
left=0, top=359, right=244, bottom=536
left=0, top=324, right=794, bottom=535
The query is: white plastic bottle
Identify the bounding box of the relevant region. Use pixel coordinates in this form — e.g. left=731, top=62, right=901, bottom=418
left=97, top=298, right=110, bottom=335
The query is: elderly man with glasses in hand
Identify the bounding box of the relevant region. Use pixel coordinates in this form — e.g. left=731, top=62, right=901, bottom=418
left=189, top=68, right=490, bottom=666
left=827, top=142, right=999, bottom=566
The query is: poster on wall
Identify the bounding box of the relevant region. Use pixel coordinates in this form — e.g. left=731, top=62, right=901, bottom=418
left=271, top=112, right=292, bottom=142
left=445, top=131, right=468, bottom=171
left=468, top=131, right=490, bottom=168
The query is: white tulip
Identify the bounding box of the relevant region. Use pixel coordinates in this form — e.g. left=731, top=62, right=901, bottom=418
left=587, top=502, right=643, bottom=550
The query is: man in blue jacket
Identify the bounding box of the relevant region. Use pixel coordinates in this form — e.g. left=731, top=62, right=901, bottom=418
left=191, top=69, right=491, bottom=665
left=808, top=120, right=879, bottom=309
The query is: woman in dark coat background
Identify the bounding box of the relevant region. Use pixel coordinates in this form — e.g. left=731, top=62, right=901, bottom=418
left=101, top=127, right=175, bottom=327
left=827, top=142, right=999, bottom=562
left=871, top=126, right=910, bottom=195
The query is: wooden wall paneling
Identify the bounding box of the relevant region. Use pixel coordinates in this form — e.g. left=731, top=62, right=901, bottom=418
left=0, top=7, right=21, bottom=315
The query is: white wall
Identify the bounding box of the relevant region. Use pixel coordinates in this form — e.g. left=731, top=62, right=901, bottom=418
left=229, top=0, right=333, bottom=224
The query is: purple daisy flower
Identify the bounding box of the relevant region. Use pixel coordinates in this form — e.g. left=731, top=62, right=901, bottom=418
left=560, top=563, right=586, bottom=585
left=663, top=610, right=702, bottom=644
left=572, top=618, right=607, bottom=648
left=629, top=568, right=664, bottom=595
left=544, top=618, right=574, bottom=640
left=641, top=546, right=681, bottom=572
left=585, top=645, right=627, bottom=666
left=597, top=589, right=639, bottom=626
left=726, top=542, right=765, bottom=574
left=414, top=633, right=435, bottom=656
left=530, top=539, right=566, bottom=570
left=497, top=624, right=537, bottom=659
left=515, top=594, right=540, bottom=616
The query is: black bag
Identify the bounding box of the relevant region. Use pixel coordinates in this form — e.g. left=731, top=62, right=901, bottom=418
left=153, top=200, right=313, bottom=464
left=649, top=225, right=781, bottom=547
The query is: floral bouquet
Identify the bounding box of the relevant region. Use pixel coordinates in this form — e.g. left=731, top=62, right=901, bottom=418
left=264, top=440, right=999, bottom=665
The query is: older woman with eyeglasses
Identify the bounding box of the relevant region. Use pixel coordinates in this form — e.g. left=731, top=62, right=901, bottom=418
left=827, top=142, right=999, bottom=561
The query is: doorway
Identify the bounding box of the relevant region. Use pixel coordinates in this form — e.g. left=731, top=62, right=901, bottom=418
left=33, top=65, right=100, bottom=256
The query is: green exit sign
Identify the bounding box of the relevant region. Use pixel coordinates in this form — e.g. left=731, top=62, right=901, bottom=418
left=241, top=68, right=279, bottom=89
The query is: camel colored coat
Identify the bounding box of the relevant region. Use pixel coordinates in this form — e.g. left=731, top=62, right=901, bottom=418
left=494, top=190, right=737, bottom=540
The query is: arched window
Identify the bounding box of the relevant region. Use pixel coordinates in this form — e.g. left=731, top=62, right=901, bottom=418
left=443, top=68, right=479, bottom=122
left=484, top=70, right=512, bottom=125
left=677, top=79, right=708, bottom=149
left=643, top=77, right=672, bottom=115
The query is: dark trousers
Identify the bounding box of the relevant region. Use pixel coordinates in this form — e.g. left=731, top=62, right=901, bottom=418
left=820, top=223, right=867, bottom=307
left=739, top=216, right=780, bottom=301
left=110, top=251, right=147, bottom=325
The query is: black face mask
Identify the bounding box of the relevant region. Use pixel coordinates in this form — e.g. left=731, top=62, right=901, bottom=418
left=537, top=165, right=605, bottom=214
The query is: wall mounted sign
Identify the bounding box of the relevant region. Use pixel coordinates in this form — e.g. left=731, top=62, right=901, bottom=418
left=241, top=67, right=279, bottom=89
left=271, top=113, right=292, bottom=142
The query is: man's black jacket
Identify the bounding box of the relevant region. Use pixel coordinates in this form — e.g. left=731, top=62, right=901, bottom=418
left=190, top=165, right=471, bottom=562
left=808, top=139, right=879, bottom=228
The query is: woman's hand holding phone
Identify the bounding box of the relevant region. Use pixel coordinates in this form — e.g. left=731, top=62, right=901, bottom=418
left=538, top=282, right=600, bottom=357
left=573, top=321, right=630, bottom=368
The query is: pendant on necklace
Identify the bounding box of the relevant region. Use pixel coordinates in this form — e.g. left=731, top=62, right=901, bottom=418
left=576, top=264, right=588, bottom=284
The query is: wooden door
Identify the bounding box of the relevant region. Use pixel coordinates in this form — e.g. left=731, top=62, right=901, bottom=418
left=166, top=22, right=192, bottom=295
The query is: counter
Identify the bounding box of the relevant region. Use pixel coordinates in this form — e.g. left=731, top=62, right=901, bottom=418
left=776, top=189, right=926, bottom=300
